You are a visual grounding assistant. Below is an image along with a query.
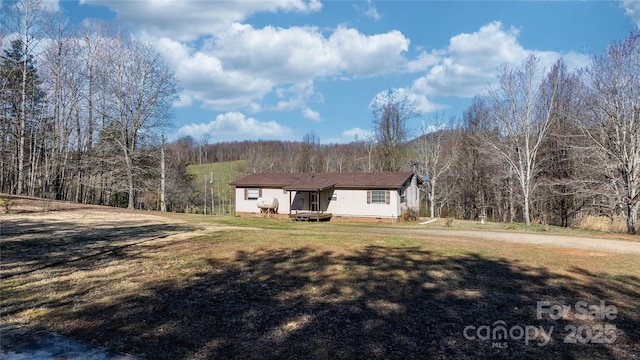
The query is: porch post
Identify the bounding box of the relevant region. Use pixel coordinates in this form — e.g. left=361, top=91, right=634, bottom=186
left=317, top=189, right=321, bottom=221
left=289, top=190, right=292, bottom=217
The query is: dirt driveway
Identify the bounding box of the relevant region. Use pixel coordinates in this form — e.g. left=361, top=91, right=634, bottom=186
left=422, top=229, right=640, bottom=254
left=331, top=226, right=640, bottom=254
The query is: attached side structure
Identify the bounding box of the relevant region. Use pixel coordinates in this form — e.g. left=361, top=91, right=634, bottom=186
left=230, top=172, right=421, bottom=222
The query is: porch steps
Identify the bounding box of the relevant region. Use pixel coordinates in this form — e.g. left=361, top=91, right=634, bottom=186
left=289, top=212, right=333, bottom=222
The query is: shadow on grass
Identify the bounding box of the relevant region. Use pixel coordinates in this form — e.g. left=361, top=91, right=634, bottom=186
left=4, top=235, right=637, bottom=359
left=0, top=218, right=197, bottom=280
left=1, top=213, right=638, bottom=359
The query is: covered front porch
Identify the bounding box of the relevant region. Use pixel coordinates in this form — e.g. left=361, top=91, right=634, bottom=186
left=285, top=177, right=335, bottom=222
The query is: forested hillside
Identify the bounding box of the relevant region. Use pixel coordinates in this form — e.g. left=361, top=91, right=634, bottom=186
left=1, top=0, right=637, bottom=233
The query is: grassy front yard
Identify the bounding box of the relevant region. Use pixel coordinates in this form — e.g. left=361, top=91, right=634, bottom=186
left=1, top=202, right=638, bottom=359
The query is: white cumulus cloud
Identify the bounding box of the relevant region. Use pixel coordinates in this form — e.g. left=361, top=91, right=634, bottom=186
left=301, top=108, right=321, bottom=121
left=214, top=24, right=338, bottom=82
left=328, top=26, right=409, bottom=77
left=413, top=21, right=527, bottom=98
left=152, top=22, right=409, bottom=116
left=154, top=37, right=274, bottom=111
left=404, top=49, right=443, bottom=73
left=80, top=0, right=410, bottom=122
left=177, top=112, right=294, bottom=142
left=342, top=127, right=373, bottom=141
left=356, top=0, right=381, bottom=21
left=79, top=0, right=322, bottom=41
left=623, top=0, right=640, bottom=27
left=396, top=21, right=591, bottom=115
left=323, top=127, right=373, bottom=144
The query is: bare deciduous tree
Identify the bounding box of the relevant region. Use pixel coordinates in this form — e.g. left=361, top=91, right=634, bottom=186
left=371, top=89, right=419, bottom=172
left=578, top=30, right=640, bottom=234
left=98, top=34, right=180, bottom=209
left=418, top=114, right=458, bottom=218
left=474, top=54, right=559, bottom=225
left=533, top=59, right=587, bottom=227
left=1, top=0, right=48, bottom=195
left=246, top=141, right=276, bottom=173
left=296, top=131, right=321, bottom=173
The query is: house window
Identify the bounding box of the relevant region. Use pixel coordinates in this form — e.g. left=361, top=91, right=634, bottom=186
left=370, top=190, right=387, bottom=204
left=246, top=188, right=260, bottom=200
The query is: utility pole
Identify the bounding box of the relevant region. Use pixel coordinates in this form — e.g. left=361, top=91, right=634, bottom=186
left=160, top=133, right=166, bottom=212
left=210, top=172, right=214, bottom=215
left=218, top=172, right=223, bottom=215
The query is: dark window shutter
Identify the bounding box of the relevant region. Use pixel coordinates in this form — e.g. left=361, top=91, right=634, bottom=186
left=244, top=188, right=248, bottom=200
left=385, top=191, right=390, bottom=204
left=367, top=190, right=371, bottom=204
left=259, top=188, right=263, bottom=197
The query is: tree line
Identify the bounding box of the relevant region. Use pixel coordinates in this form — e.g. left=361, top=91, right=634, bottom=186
left=1, top=0, right=638, bottom=233
left=1, top=0, right=184, bottom=210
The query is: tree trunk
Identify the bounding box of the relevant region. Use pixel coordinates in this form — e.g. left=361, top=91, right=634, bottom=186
left=522, top=188, right=531, bottom=226
left=125, top=151, right=134, bottom=209
left=430, top=178, right=436, bottom=218
left=17, top=47, right=27, bottom=195
left=160, top=134, right=166, bottom=212
left=508, top=176, right=515, bottom=223
left=75, top=101, right=82, bottom=202
left=627, top=203, right=638, bottom=235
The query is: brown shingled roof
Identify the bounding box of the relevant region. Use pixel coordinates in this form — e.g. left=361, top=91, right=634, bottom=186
left=230, top=172, right=417, bottom=190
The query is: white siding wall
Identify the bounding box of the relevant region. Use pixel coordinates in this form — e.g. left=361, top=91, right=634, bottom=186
left=236, top=187, right=405, bottom=218
left=235, top=187, right=291, bottom=214
left=327, top=189, right=400, bottom=218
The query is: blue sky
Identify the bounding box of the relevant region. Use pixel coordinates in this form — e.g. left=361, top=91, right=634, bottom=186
left=14, top=0, right=640, bottom=143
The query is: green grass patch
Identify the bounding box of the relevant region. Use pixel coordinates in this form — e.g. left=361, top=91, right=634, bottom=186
left=186, top=160, right=247, bottom=214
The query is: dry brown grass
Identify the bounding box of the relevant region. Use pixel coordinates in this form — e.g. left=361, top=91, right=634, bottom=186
left=0, top=195, right=17, bottom=214
left=1, top=197, right=639, bottom=359
left=579, top=215, right=629, bottom=234
left=444, top=217, right=454, bottom=227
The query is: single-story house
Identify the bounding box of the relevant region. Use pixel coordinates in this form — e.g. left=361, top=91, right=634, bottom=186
left=229, top=172, right=421, bottom=222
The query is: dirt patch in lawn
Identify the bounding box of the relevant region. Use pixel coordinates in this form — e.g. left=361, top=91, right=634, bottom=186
left=1, top=196, right=639, bottom=359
